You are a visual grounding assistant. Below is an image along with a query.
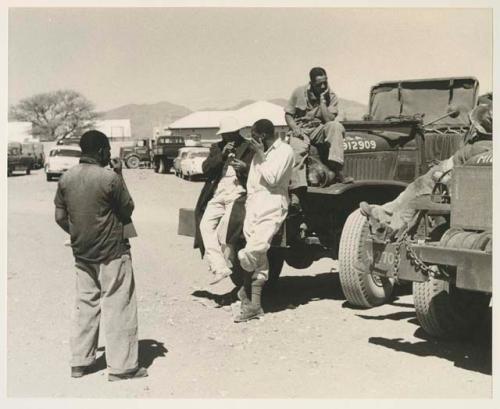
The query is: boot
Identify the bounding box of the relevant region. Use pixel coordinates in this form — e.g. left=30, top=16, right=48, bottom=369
left=327, top=161, right=354, bottom=184
left=234, top=278, right=265, bottom=322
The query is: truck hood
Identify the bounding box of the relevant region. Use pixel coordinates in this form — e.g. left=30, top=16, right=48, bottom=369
left=368, top=77, right=479, bottom=127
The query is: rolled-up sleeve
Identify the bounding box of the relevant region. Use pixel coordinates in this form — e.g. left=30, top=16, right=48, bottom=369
left=110, top=174, right=135, bottom=221
left=285, top=88, right=299, bottom=116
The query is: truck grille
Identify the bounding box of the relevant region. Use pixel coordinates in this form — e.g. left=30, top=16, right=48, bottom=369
left=344, top=152, right=397, bottom=180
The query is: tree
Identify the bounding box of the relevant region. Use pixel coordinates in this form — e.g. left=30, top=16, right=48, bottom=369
left=9, top=90, right=100, bottom=141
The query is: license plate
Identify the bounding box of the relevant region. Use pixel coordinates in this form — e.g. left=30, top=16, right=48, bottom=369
left=366, top=240, right=397, bottom=277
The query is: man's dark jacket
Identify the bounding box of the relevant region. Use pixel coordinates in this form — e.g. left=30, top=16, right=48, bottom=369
left=194, top=137, right=254, bottom=256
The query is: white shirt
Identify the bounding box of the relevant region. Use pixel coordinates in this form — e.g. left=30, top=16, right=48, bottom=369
left=213, top=162, right=245, bottom=201
left=247, top=137, right=295, bottom=200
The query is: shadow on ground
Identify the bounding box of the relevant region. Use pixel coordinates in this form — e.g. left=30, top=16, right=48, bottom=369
left=91, top=339, right=168, bottom=374
left=368, top=309, right=492, bottom=375
left=191, top=272, right=345, bottom=313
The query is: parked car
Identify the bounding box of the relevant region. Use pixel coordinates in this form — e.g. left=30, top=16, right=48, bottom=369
left=179, top=147, right=210, bottom=180
left=173, top=147, right=190, bottom=177
left=22, top=141, right=45, bottom=169
left=8, top=142, right=34, bottom=176
left=45, top=145, right=81, bottom=181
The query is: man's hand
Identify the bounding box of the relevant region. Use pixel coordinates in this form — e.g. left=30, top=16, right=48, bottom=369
left=222, top=141, right=235, bottom=156
left=110, top=157, right=123, bottom=175
left=291, top=127, right=310, bottom=144
left=320, top=88, right=330, bottom=102
left=229, top=158, right=247, bottom=172
left=248, top=138, right=265, bottom=159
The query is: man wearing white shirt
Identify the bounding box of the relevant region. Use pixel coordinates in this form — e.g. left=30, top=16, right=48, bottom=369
left=236, top=119, right=295, bottom=322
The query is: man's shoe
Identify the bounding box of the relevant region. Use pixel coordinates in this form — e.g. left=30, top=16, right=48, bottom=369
left=71, top=360, right=97, bottom=378
left=334, top=170, right=354, bottom=184
left=234, top=303, right=264, bottom=323
left=238, top=250, right=254, bottom=272
left=108, top=367, right=148, bottom=382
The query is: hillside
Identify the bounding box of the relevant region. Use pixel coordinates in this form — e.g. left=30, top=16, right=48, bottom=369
left=100, top=101, right=191, bottom=138
left=101, top=97, right=367, bottom=137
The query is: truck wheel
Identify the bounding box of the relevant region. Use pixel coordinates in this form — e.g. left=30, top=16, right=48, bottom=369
left=26, top=167, right=31, bottom=175
left=338, top=209, right=394, bottom=308
left=8, top=168, right=13, bottom=177
left=154, top=159, right=160, bottom=173
left=126, top=156, right=140, bottom=169
left=413, top=277, right=490, bottom=339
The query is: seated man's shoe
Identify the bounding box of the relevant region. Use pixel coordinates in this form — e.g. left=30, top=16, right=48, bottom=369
left=71, top=360, right=97, bottom=378
left=209, top=268, right=231, bottom=285
left=234, top=302, right=264, bottom=323
left=335, top=170, right=354, bottom=184
left=237, top=250, right=254, bottom=273
left=108, top=367, right=148, bottom=382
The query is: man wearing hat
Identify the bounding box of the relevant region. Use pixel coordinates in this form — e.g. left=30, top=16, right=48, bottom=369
left=194, top=117, right=254, bottom=284
left=54, top=130, right=147, bottom=381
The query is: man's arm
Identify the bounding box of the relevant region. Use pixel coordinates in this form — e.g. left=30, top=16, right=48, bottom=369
left=55, top=207, right=70, bottom=234
left=253, top=145, right=294, bottom=188
left=111, top=173, right=135, bottom=222
left=318, top=90, right=338, bottom=123
left=54, top=180, right=70, bottom=233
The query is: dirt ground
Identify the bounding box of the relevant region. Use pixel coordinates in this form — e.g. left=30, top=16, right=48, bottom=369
left=7, top=167, right=492, bottom=398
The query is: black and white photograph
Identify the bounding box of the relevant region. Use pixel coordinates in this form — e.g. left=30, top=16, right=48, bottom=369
left=1, top=0, right=497, bottom=403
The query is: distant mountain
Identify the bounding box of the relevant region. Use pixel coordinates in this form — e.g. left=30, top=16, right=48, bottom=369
left=100, top=101, right=191, bottom=138
left=101, top=97, right=367, bottom=138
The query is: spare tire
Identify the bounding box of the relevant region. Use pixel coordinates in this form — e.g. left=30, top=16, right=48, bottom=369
left=338, top=209, right=394, bottom=308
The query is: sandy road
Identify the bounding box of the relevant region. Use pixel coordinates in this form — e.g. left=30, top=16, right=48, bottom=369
left=6, top=168, right=492, bottom=398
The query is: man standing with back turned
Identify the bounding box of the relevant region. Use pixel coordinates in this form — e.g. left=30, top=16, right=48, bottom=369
left=54, top=130, right=147, bottom=381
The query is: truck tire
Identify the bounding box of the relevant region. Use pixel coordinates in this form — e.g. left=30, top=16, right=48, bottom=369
left=26, top=167, right=31, bottom=175
left=126, top=156, right=140, bottom=169
left=338, top=209, right=394, bottom=308
left=413, top=277, right=490, bottom=339
left=154, top=159, right=160, bottom=173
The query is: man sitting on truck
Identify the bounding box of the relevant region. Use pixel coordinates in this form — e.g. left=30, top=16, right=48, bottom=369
left=360, top=104, right=493, bottom=239
left=194, top=117, right=254, bottom=285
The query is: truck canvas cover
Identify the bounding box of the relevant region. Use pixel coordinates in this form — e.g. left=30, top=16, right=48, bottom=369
left=369, top=77, right=479, bottom=126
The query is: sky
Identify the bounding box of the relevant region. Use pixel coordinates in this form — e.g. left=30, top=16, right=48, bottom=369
left=8, top=6, right=493, bottom=112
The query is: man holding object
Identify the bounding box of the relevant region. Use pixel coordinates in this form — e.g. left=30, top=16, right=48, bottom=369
left=54, top=130, right=147, bottom=381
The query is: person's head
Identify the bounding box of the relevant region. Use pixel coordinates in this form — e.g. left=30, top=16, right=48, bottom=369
left=251, top=119, right=275, bottom=145
left=216, top=116, right=242, bottom=143
left=79, top=130, right=111, bottom=166
left=309, top=67, right=329, bottom=95
left=469, top=104, right=492, bottom=137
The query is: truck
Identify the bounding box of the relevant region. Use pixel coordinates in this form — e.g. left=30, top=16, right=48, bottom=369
left=178, top=77, right=480, bottom=294
left=152, top=135, right=186, bottom=174
left=22, top=141, right=45, bottom=169
left=356, top=150, right=491, bottom=339
left=8, top=142, right=35, bottom=176
left=119, top=138, right=155, bottom=169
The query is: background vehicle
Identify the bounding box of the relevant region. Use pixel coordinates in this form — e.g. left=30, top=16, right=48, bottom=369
left=8, top=142, right=34, bottom=176
left=173, top=148, right=189, bottom=177
left=152, top=135, right=186, bottom=174
left=358, top=151, right=491, bottom=339
left=178, top=77, right=480, bottom=291
left=22, top=141, right=45, bottom=169
left=179, top=147, right=210, bottom=180
left=119, top=138, right=155, bottom=169
left=45, top=145, right=81, bottom=181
